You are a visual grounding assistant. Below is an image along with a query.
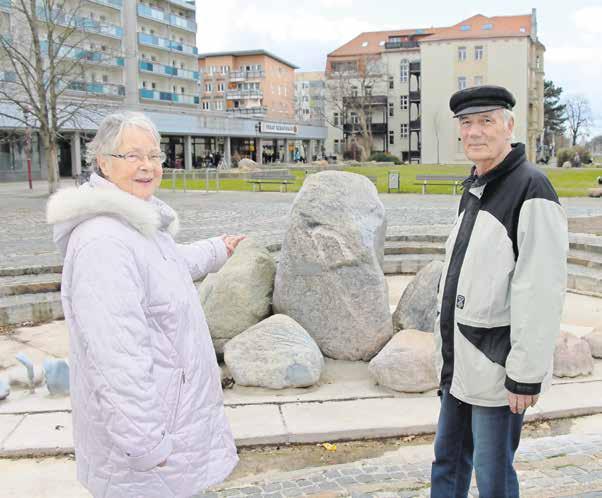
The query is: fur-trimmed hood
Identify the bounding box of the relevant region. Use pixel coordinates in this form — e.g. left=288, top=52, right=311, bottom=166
left=47, top=173, right=179, bottom=258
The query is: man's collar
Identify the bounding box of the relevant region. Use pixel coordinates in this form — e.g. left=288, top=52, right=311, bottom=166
left=471, top=143, right=525, bottom=188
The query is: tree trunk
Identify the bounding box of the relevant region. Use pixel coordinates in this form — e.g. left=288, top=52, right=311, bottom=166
left=42, top=133, right=60, bottom=194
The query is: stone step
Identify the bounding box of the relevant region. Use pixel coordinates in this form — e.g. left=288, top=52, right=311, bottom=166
left=567, top=263, right=602, bottom=298
left=0, top=292, right=64, bottom=326
left=568, top=249, right=602, bottom=271
left=0, top=273, right=62, bottom=297
left=569, top=233, right=602, bottom=255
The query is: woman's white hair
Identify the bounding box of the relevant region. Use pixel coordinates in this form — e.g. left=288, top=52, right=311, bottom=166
left=85, top=111, right=161, bottom=174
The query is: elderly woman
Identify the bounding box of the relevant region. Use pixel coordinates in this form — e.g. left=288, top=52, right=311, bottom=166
left=47, top=112, right=243, bottom=498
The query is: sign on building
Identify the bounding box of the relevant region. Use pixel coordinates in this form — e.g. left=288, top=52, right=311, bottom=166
left=259, top=122, right=298, bottom=135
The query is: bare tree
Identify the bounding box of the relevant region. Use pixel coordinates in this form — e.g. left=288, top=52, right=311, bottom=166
left=564, top=95, right=593, bottom=146
left=324, top=55, right=388, bottom=161
left=0, top=0, right=113, bottom=193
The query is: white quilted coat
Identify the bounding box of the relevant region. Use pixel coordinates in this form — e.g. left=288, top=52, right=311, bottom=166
left=47, top=173, right=238, bottom=498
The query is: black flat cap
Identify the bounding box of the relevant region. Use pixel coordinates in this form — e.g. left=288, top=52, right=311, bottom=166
left=449, top=85, right=516, bottom=117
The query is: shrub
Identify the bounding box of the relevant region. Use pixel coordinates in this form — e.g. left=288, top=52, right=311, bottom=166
left=369, top=152, right=402, bottom=165
left=556, top=146, right=592, bottom=167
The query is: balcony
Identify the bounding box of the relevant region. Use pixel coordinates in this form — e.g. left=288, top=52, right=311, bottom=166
left=66, top=81, right=125, bottom=97
left=225, top=89, right=263, bottom=99
left=343, top=122, right=387, bottom=134
left=167, top=0, right=195, bottom=11
left=137, top=4, right=196, bottom=32
left=37, top=6, right=123, bottom=38
left=384, top=41, right=419, bottom=50
left=86, top=0, right=122, bottom=9
left=342, top=95, right=387, bottom=106
left=139, top=61, right=199, bottom=81
left=40, top=41, right=124, bottom=67
left=410, top=117, right=421, bottom=131
left=138, top=32, right=198, bottom=56
left=0, top=0, right=11, bottom=12
left=409, top=91, right=420, bottom=101
left=228, top=70, right=265, bottom=82
left=139, top=88, right=199, bottom=105
left=409, top=62, right=421, bottom=73
left=226, top=106, right=267, bottom=116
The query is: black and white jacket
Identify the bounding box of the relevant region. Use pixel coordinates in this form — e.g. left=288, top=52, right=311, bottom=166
left=434, top=143, right=569, bottom=407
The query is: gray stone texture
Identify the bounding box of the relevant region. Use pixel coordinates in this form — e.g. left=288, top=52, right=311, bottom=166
left=224, top=314, right=324, bottom=389
left=584, top=326, right=602, bottom=358
left=368, top=330, right=438, bottom=393
left=199, top=239, right=276, bottom=353
left=272, top=171, right=393, bottom=361
left=392, top=261, right=443, bottom=333
left=554, top=331, right=594, bottom=377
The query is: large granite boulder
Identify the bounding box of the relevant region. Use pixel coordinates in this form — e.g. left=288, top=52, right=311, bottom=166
left=199, top=239, right=277, bottom=353
left=272, top=171, right=393, bottom=361
left=393, top=261, right=443, bottom=333
left=224, top=314, right=324, bottom=389
left=369, top=330, right=438, bottom=393
left=584, top=326, right=602, bottom=358
left=554, top=331, right=594, bottom=378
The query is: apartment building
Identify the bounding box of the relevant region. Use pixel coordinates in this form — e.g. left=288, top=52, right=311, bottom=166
left=198, top=50, right=297, bottom=120
left=295, top=71, right=326, bottom=123
left=325, top=10, right=545, bottom=164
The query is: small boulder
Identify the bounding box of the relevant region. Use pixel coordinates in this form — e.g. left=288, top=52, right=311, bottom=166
left=224, top=314, right=324, bottom=389
left=369, top=330, right=438, bottom=393
left=199, top=239, right=277, bottom=353
left=393, top=261, right=443, bottom=333
left=238, top=158, right=259, bottom=171
left=562, top=161, right=572, bottom=169
left=584, top=327, right=602, bottom=358
left=553, top=331, right=594, bottom=377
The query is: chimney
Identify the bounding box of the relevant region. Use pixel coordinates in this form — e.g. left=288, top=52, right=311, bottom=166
left=531, top=8, right=538, bottom=40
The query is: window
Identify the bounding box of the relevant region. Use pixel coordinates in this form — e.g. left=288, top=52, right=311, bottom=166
left=536, top=55, right=542, bottom=69
left=389, top=102, right=394, bottom=117
left=389, top=130, right=394, bottom=145
left=205, top=83, right=212, bottom=92
left=482, top=23, right=493, bottom=30
left=151, top=56, right=156, bottom=62
left=102, top=75, right=108, bottom=83
left=218, top=82, right=224, bottom=92
left=333, top=112, right=339, bottom=126
left=400, top=124, right=408, bottom=138
left=216, top=101, right=223, bottom=111
left=151, top=82, right=156, bottom=89
left=172, top=85, right=177, bottom=92
left=350, top=112, right=359, bottom=125
left=180, top=63, right=185, bottom=69
left=365, top=85, right=372, bottom=96
left=458, top=47, right=467, bottom=61
left=475, top=46, right=483, bottom=60
left=180, top=87, right=185, bottom=93
left=389, top=76, right=394, bottom=89
left=460, top=25, right=471, bottom=31
left=351, top=86, right=358, bottom=97
left=142, top=81, right=147, bottom=88
left=361, top=41, right=368, bottom=47
left=400, top=59, right=409, bottom=82
left=202, top=101, right=210, bottom=110
left=334, top=139, right=342, bottom=154
left=458, top=77, right=467, bottom=90
left=400, top=95, right=408, bottom=110
left=474, top=75, right=483, bottom=86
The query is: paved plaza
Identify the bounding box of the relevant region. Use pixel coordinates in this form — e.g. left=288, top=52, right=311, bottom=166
left=1, top=180, right=601, bottom=270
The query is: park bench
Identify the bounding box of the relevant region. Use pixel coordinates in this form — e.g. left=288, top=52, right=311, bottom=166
left=414, top=175, right=467, bottom=195
left=246, top=170, right=297, bottom=192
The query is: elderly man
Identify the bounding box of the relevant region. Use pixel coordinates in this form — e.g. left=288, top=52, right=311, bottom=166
left=430, top=86, right=568, bottom=498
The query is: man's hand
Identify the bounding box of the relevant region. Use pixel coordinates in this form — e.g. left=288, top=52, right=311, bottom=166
left=220, top=234, right=246, bottom=257
left=507, top=392, right=539, bottom=414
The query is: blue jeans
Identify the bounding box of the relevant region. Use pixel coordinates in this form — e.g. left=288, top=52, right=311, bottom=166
left=430, top=389, right=524, bottom=498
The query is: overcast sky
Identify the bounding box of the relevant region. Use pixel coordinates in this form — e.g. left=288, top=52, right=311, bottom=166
left=196, top=1, right=602, bottom=136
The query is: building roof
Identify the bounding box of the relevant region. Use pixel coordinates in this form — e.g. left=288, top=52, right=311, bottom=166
left=422, top=14, right=532, bottom=42
left=198, top=49, right=299, bottom=69
left=327, top=13, right=534, bottom=58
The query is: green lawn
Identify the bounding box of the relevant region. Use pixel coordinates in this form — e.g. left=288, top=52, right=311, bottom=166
left=160, top=164, right=602, bottom=197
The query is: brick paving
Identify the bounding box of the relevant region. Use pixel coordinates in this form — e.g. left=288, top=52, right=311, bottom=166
left=195, top=434, right=602, bottom=498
